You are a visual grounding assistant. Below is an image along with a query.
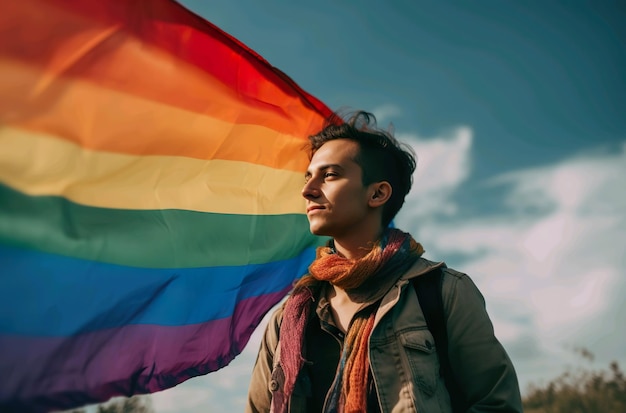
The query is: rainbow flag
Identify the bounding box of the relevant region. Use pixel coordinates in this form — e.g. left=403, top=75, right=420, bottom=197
left=0, top=1, right=332, bottom=411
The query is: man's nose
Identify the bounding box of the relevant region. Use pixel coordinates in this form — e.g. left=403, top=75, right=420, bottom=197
left=302, top=179, right=320, bottom=199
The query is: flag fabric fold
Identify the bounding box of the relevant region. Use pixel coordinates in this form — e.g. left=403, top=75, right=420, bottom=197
left=0, top=0, right=332, bottom=411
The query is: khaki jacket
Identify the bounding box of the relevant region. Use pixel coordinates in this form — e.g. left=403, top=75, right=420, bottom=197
left=246, top=258, right=523, bottom=413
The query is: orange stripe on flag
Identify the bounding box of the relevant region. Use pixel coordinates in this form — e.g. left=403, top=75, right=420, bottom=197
left=0, top=60, right=313, bottom=170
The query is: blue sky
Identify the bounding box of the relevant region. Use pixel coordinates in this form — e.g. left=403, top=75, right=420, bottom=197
left=113, top=1, right=625, bottom=411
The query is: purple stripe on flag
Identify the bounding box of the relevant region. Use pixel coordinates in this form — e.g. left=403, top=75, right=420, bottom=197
left=0, top=287, right=289, bottom=413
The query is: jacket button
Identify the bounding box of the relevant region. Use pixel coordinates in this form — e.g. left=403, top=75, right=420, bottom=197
left=269, top=380, right=279, bottom=392
left=425, top=340, right=433, bottom=350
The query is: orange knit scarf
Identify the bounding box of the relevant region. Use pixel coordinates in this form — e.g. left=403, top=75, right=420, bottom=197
left=273, top=229, right=423, bottom=413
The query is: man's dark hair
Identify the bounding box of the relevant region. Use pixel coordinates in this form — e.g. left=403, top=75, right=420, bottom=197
left=308, top=110, right=417, bottom=227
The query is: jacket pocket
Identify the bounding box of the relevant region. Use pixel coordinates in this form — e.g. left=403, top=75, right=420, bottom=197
left=399, top=329, right=440, bottom=397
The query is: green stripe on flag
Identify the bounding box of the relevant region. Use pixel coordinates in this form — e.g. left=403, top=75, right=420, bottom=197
left=0, top=183, right=323, bottom=268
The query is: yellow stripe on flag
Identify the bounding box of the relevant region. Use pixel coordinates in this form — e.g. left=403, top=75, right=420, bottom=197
left=0, top=127, right=307, bottom=215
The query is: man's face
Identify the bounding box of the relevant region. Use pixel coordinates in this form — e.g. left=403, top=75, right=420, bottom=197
left=302, top=139, right=372, bottom=238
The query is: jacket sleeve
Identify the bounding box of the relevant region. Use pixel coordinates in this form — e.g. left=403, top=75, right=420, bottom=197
left=246, top=305, right=284, bottom=413
left=442, top=269, right=523, bottom=413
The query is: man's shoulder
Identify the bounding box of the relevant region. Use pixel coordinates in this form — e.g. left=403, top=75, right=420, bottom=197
left=267, top=300, right=286, bottom=330
left=402, top=257, right=465, bottom=280
left=440, top=265, right=468, bottom=281
left=416, top=257, right=469, bottom=278
left=402, top=257, right=443, bottom=280
left=402, top=258, right=473, bottom=297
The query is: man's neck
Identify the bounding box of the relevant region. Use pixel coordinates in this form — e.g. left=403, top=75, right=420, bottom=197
left=332, top=227, right=384, bottom=260
left=327, top=282, right=365, bottom=332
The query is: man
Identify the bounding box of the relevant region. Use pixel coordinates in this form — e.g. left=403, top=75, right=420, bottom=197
left=247, top=111, right=523, bottom=413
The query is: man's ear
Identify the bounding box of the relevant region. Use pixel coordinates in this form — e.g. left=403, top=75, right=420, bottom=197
left=368, top=181, right=392, bottom=208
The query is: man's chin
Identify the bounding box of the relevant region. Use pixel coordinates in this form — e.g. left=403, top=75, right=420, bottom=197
left=309, top=225, right=330, bottom=237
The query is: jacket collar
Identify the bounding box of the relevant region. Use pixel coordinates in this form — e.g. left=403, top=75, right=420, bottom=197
left=400, top=258, right=447, bottom=282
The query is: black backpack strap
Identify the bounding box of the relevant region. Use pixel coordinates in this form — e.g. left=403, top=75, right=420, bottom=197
left=413, top=267, right=465, bottom=413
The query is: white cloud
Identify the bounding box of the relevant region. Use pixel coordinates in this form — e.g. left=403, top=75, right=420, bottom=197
left=397, top=126, right=473, bottom=218
left=397, top=140, right=626, bottom=391
left=150, top=388, right=215, bottom=413
left=371, top=103, right=403, bottom=124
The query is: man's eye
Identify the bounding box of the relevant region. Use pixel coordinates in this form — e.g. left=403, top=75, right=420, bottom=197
left=324, top=172, right=337, bottom=178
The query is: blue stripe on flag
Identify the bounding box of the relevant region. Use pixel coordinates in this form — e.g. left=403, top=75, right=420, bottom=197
left=0, top=243, right=315, bottom=336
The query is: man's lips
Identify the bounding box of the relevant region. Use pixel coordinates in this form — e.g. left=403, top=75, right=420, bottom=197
left=306, top=205, right=325, bottom=214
